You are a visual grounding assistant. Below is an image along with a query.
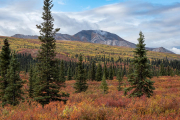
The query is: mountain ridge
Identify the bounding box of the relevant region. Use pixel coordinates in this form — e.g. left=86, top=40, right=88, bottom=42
left=11, top=30, right=174, bottom=54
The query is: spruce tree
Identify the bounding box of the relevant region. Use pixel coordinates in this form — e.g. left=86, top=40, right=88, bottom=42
left=28, top=66, right=34, bottom=98
left=108, top=64, right=113, bottom=80
left=100, top=73, right=108, bottom=94
left=59, top=60, right=65, bottom=83
left=124, top=31, right=155, bottom=98
left=167, top=65, right=171, bottom=76
left=117, top=69, right=124, bottom=91
left=67, top=67, right=72, bottom=80
left=90, top=60, right=96, bottom=81
left=3, top=52, right=24, bottom=106
left=0, top=38, right=11, bottom=106
left=33, top=0, right=69, bottom=107
left=95, top=62, right=102, bottom=81
left=74, top=67, right=78, bottom=80
left=74, top=55, right=88, bottom=93
left=160, top=63, right=165, bottom=76
left=103, top=63, right=108, bottom=79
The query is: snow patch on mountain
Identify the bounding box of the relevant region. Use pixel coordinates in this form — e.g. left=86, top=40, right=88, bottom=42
left=95, top=30, right=107, bottom=36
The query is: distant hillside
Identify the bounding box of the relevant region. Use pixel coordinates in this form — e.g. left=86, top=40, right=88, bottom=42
left=11, top=30, right=174, bottom=54
left=1, top=36, right=180, bottom=61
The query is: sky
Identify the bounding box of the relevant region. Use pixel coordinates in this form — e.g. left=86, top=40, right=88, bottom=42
left=0, top=0, right=180, bottom=54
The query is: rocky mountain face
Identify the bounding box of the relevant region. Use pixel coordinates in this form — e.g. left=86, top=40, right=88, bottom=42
left=11, top=30, right=174, bottom=54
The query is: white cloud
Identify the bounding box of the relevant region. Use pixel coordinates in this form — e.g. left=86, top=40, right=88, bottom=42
left=169, top=47, right=180, bottom=54
left=0, top=0, right=180, bottom=53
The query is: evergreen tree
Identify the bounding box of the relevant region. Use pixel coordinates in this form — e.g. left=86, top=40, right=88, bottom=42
left=124, top=31, right=155, bottom=98
left=59, top=60, right=65, bottom=83
left=90, top=60, right=96, bottom=81
left=167, top=66, right=171, bottom=76
left=160, top=63, right=165, bottom=76
left=100, top=73, right=108, bottom=94
left=3, top=52, right=24, bottom=106
left=123, top=64, right=127, bottom=76
left=0, top=38, right=11, bottom=106
left=170, top=69, right=175, bottom=77
left=108, top=64, right=113, bottom=80
left=33, top=0, right=69, bottom=107
left=28, top=66, right=34, bottom=98
left=117, top=69, right=124, bottom=91
left=95, top=62, right=102, bottom=81
left=74, top=55, right=88, bottom=93
left=103, top=63, right=108, bottom=79
left=74, top=67, right=78, bottom=80
left=67, top=67, right=72, bottom=80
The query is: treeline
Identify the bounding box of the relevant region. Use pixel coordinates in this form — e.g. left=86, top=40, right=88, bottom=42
left=13, top=53, right=180, bottom=80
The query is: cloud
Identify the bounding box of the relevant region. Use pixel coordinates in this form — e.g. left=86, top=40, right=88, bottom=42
left=169, top=47, right=180, bottom=54
left=0, top=0, right=180, bottom=53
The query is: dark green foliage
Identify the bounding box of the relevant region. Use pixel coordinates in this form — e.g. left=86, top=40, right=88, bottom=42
left=108, top=64, right=113, bottom=80
left=117, top=69, right=124, bottom=91
left=28, top=66, right=34, bottom=98
left=74, top=54, right=88, bottom=93
left=103, top=63, right=108, bottom=79
left=100, top=73, right=108, bottom=94
left=59, top=60, right=65, bottom=83
left=0, top=38, right=11, bottom=106
left=170, top=69, right=175, bottom=77
left=3, top=52, right=24, bottom=106
left=67, top=67, right=72, bottom=80
left=33, top=0, right=69, bottom=107
left=123, top=64, right=127, bottom=76
left=124, top=31, right=155, bottom=98
left=95, top=62, right=102, bottom=81
left=167, top=66, right=172, bottom=76
left=160, top=63, right=166, bottom=76
left=90, top=60, right=96, bottom=81
left=74, top=67, right=78, bottom=80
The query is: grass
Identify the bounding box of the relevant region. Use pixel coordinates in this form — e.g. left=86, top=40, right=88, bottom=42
left=0, top=75, right=180, bottom=119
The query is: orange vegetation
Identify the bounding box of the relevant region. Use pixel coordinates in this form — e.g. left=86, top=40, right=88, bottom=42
left=0, top=75, right=180, bottom=120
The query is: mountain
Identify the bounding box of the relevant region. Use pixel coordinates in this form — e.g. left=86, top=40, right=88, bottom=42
left=151, top=47, right=174, bottom=54
left=11, top=30, right=174, bottom=54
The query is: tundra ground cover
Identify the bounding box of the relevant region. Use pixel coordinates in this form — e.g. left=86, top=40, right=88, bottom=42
left=0, top=36, right=180, bottom=61
left=0, top=75, right=180, bottom=120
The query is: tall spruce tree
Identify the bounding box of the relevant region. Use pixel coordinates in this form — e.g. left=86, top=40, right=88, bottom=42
left=74, top=54, right=88, bottom=93
left=33, top=0, right=69, bottom=107
left=3, top=52, right=24, bottom=106
left=59, top=60, right=65, bottom=83
left=124, top=31, right=155, bottom=98
left=0, top=38, right=11, bottom=106
left=95, top=62, right=102, bottom=81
